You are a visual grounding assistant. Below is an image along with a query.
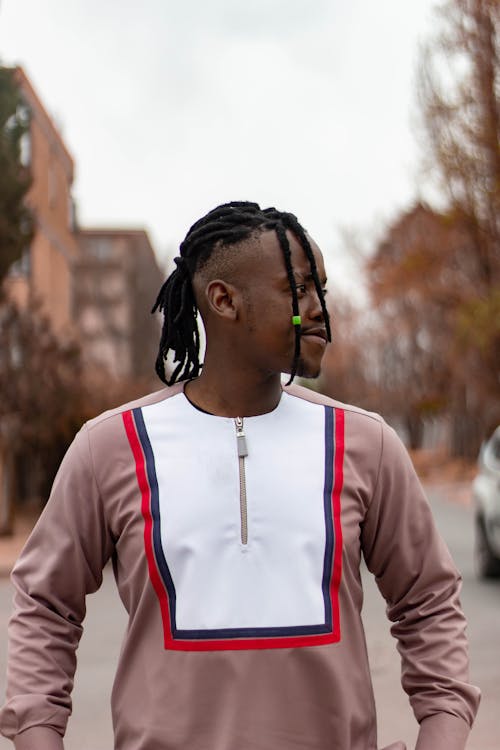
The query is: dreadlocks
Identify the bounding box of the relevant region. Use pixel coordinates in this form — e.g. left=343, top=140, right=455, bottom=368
left=152, top=201, right=331, bottom=386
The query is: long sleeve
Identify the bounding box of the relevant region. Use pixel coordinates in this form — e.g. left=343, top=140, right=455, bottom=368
left=360, top=420, right=480, bottom=749
left=0, top=425, right=114, bottom=740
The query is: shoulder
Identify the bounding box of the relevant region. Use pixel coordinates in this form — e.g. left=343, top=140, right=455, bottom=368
left=283, top=383, right=384, bottom=428
left=82, top=383, right=184, bottom=449
left=87, top=384, right=182, bottom=427
left=284, top=383, right=405, bottom=469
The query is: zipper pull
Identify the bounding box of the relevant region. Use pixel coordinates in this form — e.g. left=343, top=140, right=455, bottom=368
left=234, top=417, right=248, bottom=458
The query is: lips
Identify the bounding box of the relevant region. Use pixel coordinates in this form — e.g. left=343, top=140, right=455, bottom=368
left=301, top=328, right=327, bottom=344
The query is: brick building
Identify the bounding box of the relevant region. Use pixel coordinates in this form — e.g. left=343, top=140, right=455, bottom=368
left=74, top=229, right=163, bottom=379
left=0, top=67, right=164, bottom=530
left=7, top=66, right=79, bottom=339
left=5, top=66, right=163, bottom=376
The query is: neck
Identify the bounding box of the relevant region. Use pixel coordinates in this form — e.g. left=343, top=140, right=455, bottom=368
left=184, top=360, right=283, bottom=417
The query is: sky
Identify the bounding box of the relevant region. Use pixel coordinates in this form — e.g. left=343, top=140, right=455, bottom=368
left=0, top=0, right=440, bottom=289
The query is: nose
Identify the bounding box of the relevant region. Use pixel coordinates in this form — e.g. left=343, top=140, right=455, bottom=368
left=306, top=287, right=325, bottom=322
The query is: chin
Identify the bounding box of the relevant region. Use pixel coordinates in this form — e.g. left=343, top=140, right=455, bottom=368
left=295, top=359, right=322, bottom=379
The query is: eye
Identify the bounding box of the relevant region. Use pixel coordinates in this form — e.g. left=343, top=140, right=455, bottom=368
left=295, top=283, right=307, bottom=296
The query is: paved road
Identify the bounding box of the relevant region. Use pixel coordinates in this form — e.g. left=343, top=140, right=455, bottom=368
left=0, top=487, right=498, bottom=749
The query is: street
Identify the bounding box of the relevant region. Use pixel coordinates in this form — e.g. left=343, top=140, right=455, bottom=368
left=0, top=487, right=498, bottom=749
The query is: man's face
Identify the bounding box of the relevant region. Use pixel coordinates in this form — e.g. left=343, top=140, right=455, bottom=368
left=236, top=230, right=329, bottom=379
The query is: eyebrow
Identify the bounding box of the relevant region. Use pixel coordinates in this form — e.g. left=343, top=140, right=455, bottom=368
left=286, top=269, right=328, bottom=285
left=304, top=272, right=328, bottom=284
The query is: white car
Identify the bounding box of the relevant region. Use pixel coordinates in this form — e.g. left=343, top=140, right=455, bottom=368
left=473, top=425, right=500, bottom=578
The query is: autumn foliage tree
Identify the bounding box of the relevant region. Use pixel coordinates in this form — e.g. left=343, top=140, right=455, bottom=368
left=419, top=0, right=499, bottom=289
left=359, top=0, right=499, bottom=457
left=316, top=292, right=377, bottom=412
left=367, top=204, right=481, bottom=450
left=418, top=0, right=499, bottom=454
left=0, top=304, right=87, bottom=500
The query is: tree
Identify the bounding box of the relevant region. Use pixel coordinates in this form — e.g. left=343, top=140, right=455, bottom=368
left=0, top=66, right=33, bottom=289
left=322, top=1, right=499, bottom=456
left=367, top=204, right=465, bottom=449
left=0, top=303, right=86, bottom=502
left=367, top=197, right=499, bottom=456
left=415, top=0, right=500, bottom=454
left=419, top=0, right=499, bottom=280
left=316, top=292, right=377, bottom=412
left=0, top=298, right=153, bottom=535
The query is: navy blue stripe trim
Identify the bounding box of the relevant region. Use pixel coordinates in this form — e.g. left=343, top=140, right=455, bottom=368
left=133, top=407, right=177, bottom=630
left=321, top=406, right=335, bottom=630
left=176, top=623, right=331, bottom=640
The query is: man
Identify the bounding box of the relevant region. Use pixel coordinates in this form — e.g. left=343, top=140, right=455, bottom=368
left=0, top=202, right=480, bottom=749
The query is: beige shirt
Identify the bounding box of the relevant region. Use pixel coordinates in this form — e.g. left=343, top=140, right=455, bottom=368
left=0, top=384, right=480, bottom=749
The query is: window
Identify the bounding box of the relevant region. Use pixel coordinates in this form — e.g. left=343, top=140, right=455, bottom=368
left=19, top=131, right=31, bottom=167
left=8, top=248, right=31, bottom=277
left=90, top=238, right=113, bottom=261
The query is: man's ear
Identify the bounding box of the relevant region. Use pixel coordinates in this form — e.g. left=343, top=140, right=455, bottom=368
left=205, top=279, right=239, bottom=320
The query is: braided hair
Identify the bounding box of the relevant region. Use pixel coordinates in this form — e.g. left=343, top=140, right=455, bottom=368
left=152, top=201, right=331, bottom=386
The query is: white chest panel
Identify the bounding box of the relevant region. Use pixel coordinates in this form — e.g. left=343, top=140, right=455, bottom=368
left=136, top=391, right=338, bottom=642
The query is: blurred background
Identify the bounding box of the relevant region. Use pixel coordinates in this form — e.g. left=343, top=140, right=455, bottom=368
left=0, top=0, right=498, bottom=748
left=0, top=0, right=498, bottom=525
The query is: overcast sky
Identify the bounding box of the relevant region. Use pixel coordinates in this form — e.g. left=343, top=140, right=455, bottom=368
left=0, top=0, right=439, bottom=288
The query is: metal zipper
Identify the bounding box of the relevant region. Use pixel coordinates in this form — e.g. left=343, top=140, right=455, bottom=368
left=234, top=417, right=248, bottom=545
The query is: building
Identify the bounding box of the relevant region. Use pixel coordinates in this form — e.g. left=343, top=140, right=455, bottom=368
left=74, top=229, right=164, bottom=380
left=5, top=66, right=163, bottom=379
left=7, top=66, right=79, bottom=339
left=0, top=67, right=164, bottom=529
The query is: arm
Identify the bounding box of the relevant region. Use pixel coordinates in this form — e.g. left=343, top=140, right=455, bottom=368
left=14, top=726, right=64, bottom=750
left=415, top=713, right=471, bottom=750
left=360, top=421, right=480, bottom=750
left=0, top=425, right=114, bottom=743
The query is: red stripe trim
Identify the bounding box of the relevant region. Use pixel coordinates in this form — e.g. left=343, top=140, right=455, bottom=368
left=157, top=631, right=339, bottom=651
left=122, top=410, right=173, bottom=647
left=330, top=407, right=344, bottom=641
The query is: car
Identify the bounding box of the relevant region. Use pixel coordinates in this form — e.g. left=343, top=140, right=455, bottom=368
left=473, top=425, right=500, bottom=579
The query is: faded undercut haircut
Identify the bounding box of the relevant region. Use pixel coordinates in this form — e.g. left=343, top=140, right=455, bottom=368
left=152, top=201, right=331, bottom=385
